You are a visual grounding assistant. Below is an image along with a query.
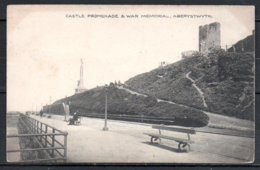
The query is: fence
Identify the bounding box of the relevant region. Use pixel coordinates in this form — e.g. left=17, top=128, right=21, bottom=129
left=83, top=112, right=176, bottom=125
left=7, top=114, right=68, bottom=163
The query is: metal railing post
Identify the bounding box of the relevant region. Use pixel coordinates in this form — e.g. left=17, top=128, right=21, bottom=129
left=51, top=129, right=55, bottom=158
left=45, top=125, right=48, bottom=147
left=29, top=117, right=32, bottom=133
left=31, top=118, right=33, bottom=133
left=40, top=122, right=43, bottom=142
left=33, top=120, right=35, bottom=133
left=64, top=133, right=68, bottom=162
left=34, top=119, right=36, bottom=133
left=36, top=121, right=39, bottom=134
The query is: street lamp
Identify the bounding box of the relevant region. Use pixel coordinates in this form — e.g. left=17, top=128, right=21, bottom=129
left=103, top=85, right=109, bottom=131
left=49, top=96, right=52, bottom=114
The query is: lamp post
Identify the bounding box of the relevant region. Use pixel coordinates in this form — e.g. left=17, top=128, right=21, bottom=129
left=103, top=85, right=109, bottom=131
left=49, top=96, right=52, bottom=114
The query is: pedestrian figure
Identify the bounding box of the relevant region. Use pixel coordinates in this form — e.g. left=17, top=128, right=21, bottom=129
left=40, top=109, right=43, bottom=118
left=68, top=110, right=79, bottom=125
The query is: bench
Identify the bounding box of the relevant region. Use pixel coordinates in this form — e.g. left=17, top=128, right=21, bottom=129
left=144, top=125, right=196, bottom=152
left=72, top=116, right=82, bottom=125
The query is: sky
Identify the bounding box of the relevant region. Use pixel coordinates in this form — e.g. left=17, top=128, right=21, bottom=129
left=7, top=5, right=254, bottom=112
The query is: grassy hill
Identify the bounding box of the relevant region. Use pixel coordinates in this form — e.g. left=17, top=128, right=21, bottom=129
left=126, top=49, right=254, bottom=120
left=50, top=85, right=209, bottom=127
left=46, top=39, right=254, bottom=127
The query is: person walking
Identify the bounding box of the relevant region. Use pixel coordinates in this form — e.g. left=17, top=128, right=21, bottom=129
left=40, top=109, right=43, bottom=118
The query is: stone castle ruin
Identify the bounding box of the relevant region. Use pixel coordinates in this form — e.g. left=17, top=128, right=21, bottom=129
left=182, top=22, right=221, bottom=59
left=199, top=22, right=221, bottom=54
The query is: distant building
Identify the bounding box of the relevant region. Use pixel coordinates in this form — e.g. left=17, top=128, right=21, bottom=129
left=181, top=50, right=200, bottom=59
left=199, top=22, right=221, bottom=54
left=75, top=59, right=87, bottom=94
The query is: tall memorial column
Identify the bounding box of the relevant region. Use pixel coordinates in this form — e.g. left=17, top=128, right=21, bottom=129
left=75, top=58, right=87, bottom=94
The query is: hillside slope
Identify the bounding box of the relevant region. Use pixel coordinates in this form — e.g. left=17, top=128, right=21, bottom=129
left=47, top=48, right=254, bottom=126
left=50, top=85, right=209, bottom=127
left=125, top=50, right=254, bottom=120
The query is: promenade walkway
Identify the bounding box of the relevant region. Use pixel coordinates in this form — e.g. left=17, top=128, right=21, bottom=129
left=28, top=114, right=253, bottom=163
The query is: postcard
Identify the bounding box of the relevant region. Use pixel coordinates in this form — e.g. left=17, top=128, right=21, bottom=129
left=7, top=5, right=255, bottom=163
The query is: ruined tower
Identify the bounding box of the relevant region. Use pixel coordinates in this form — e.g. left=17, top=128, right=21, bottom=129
left=199, top=22, right=221, bottom=54
left=75, top=58, right=86, bottom=94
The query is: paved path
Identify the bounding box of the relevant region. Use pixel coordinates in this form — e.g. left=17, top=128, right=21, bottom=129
left=185, top=71, right=208, bottom=108
left=30, top=114, right=254, bottom=163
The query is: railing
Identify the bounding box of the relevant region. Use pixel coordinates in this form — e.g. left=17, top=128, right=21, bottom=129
left=83, top=112, right=176, bottom=125
left=7, top=114, right=68, bottom=163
